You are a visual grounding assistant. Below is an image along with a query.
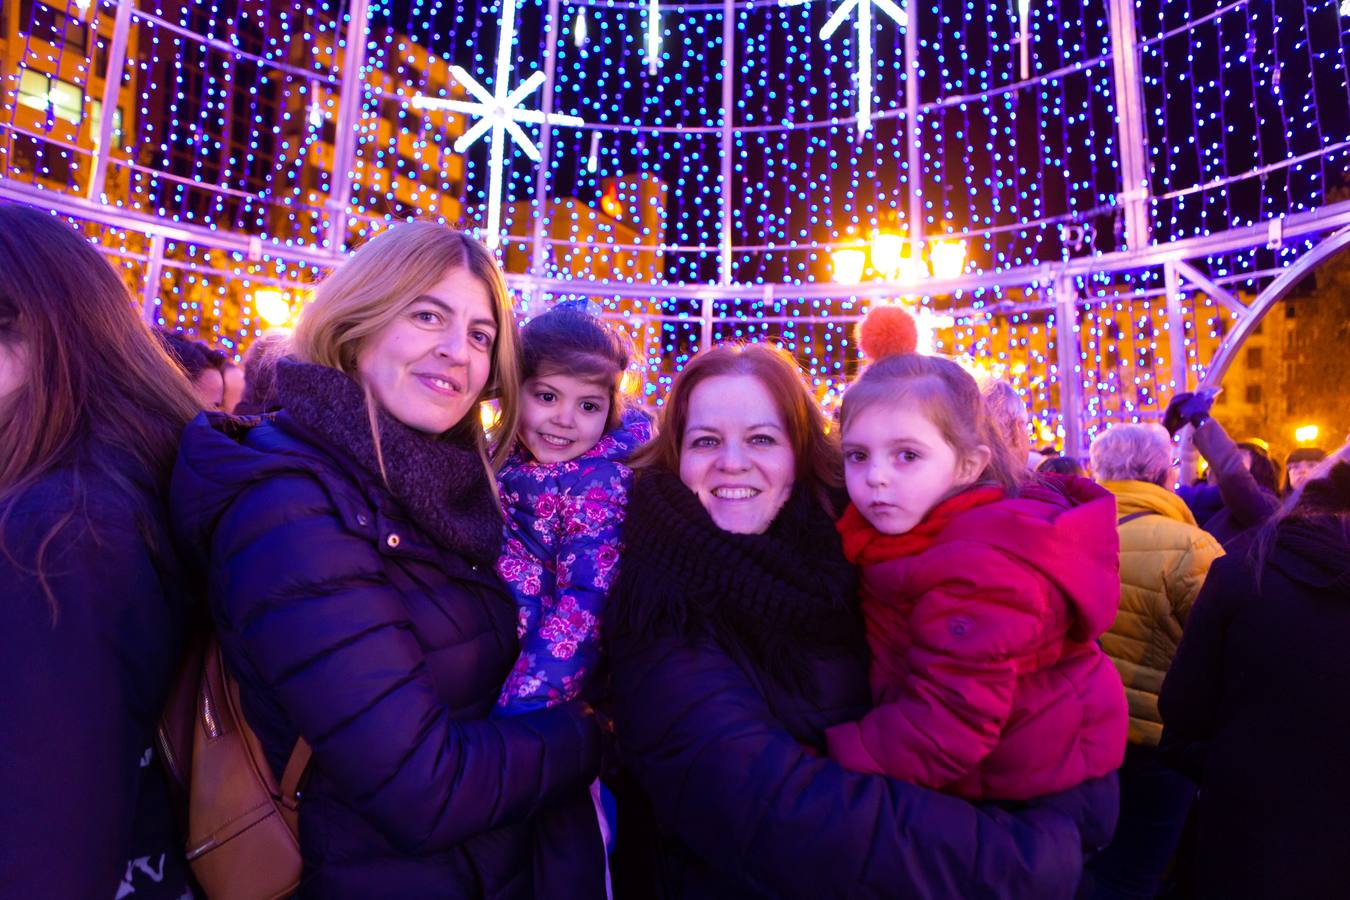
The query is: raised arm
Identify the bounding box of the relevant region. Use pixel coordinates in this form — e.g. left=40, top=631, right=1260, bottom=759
left=1191, top=418, right=1277, bottom=528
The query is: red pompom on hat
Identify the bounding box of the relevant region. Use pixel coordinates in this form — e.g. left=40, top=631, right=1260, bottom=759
left=857, top=304, right=919, bottom=360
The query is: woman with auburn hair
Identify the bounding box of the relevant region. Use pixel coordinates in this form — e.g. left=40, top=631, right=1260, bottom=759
left=606, top=342, right=1117, bottom=899
left=170, top=221, right=600, bottom=896
left=0, top=204, right=198, bottom=898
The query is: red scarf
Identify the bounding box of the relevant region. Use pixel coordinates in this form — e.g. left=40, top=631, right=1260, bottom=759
left=836, top=485, right=1005, bottom=566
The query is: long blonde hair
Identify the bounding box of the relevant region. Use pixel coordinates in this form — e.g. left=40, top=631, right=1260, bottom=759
left=290, top=222, right=520, bottom=470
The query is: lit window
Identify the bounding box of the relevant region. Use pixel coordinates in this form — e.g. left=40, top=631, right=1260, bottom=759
left=16, top=70, right=82, bottom=124
left=17, top=69, right=49, bottom=113
left=49, top=78, right=82, bottom=124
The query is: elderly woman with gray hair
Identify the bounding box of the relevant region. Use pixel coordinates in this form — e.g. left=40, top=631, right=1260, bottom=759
left=1082, top=423, right=1224, bottom=900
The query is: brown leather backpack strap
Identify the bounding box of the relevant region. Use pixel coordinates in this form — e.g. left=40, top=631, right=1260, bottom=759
left=277, top=739, right=313, bottom=812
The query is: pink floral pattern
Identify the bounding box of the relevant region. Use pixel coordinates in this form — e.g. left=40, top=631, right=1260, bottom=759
left=494, top=411, right=651, bottom=714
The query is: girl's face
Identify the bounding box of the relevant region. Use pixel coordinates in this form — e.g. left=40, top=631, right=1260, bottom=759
left=192, top=367, right=225, bottom=411
left=679, top=374, right=796, bottom=535
left=518, top=370, right=612, bottom=463
left=222, top=364, right=244, bottom=413
left=1287, top=459, right=1323, bottom=492
left=0, top=308, right=27, bottom=423
left=356, top=268, right=496, bottom=434
left=842, top=400, right=988, bottom=535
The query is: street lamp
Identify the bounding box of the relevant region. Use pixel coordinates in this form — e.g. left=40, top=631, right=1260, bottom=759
left=831, top=247, right=867, bottom=285
left=929, top=239, right=968, bottom=280
left=253, top=289, right=292, bottom=328
left=1295, top=424, right=1320, bottom=444
left=871, top=231, right=906, bottom=280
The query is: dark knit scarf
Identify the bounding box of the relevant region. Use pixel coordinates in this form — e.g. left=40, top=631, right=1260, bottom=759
left=609, top=468, right=862, bottom=692
left=273, top=357, right=503, bottom=568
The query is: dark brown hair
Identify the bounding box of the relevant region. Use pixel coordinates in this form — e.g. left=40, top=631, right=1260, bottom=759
left=521, top=306, right=632, bottom=430
left=631, top=342, right=841, bottom=510
left=0, top=204, right=200, bottom=617
left=1252, top=446, right=1350, bottom=582
left=840, top=353, right=1024, bottom=496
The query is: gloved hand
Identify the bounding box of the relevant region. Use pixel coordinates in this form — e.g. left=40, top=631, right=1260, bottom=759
left=1163, top=391, right=1214, bottom=436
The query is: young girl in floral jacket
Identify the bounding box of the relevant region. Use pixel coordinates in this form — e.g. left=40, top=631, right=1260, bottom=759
left=495, top=305, right=650, bottom=714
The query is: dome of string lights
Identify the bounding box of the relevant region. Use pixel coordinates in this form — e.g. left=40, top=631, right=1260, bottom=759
left=2, top=0, right=1350, bottom=452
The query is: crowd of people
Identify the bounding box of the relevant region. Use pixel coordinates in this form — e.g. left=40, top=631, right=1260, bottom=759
left=2, top=206, right=1347, bottom=899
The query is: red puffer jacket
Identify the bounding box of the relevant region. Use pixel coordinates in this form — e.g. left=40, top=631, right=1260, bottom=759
left=827, top=475, right=1128, bottom=801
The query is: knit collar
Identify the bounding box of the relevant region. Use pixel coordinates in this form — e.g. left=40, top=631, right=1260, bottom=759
left=610, top=468, right=861, bottom=688
left=837, top=485, right=1005, bottom=566
left=1103, top=479, right=1197, bottom=525
left=273, top=357, right=503, bottom=567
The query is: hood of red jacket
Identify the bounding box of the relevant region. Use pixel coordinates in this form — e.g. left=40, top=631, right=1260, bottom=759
left=924, top=474, right=1121, bottom=642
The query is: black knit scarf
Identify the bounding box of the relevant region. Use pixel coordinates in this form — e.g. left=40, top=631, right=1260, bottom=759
left=609, top=468, right=863, bottom=692
left=273, top=357, right=503, bottom=568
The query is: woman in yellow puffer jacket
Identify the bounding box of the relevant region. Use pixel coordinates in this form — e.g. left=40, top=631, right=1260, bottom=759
left=1082, top=423, right=1224, bottom=900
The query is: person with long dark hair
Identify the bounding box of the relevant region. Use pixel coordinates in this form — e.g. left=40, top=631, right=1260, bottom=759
left=155, top=328, right=228, bottom=411
left=0, top=204, right=199, bottom=898
left=169, top=222, right=600, bottom=896
left=1160, top=445, right=1350, bottom=897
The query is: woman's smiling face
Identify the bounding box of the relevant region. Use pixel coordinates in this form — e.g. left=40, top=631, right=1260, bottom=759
left=678, top=374, right=796, bottom=535
left=355, top=267, right=497, bottom=434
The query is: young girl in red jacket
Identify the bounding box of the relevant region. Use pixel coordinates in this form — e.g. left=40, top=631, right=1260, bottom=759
left=825, top=308, right=1127, bottom=801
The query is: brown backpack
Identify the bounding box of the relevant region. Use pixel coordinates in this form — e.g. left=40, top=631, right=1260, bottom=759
left=158, top=635, right=312, bottom=900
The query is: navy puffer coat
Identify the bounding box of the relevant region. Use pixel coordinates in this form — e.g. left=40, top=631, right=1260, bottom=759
left=606, top=471, right=1119, bottom=900
left=170, top=359, right=601, bottom=898
left=1160, top=460, right=1350, bottom=898
left=1, top=451, right=192, bottom=899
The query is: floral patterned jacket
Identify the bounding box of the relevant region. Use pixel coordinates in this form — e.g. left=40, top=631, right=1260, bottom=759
left=495, top=409, right=652, bottom=713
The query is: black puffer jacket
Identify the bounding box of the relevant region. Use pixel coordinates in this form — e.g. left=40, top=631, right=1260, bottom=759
left=1, top=452, right=191, bottom=900
left=170, top=359, right=601, bottom=898
left=1160, top=460, right=1350, bottom=899
left=605, top=470, right=1119, bottom=900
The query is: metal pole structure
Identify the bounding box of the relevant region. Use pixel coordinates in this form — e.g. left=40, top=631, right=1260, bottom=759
left=87, top=0, right=134, bottom=202
left=141, top=233, right=166, bottom=326
left=717, top=0, right=735, bottom=292
left=1052, top=272, right=1083, bottom=459
left=1164, top=261, right=1199, bottom=483
left=1162, top=261, right=1190, bottom=395
left=529, top=0, right=565, bottom=283
left=706, top=0, right=734, bottom=349
left=904, top=0, right=922, bottom=256
left=1107, top=0, right=1151, bottom=250
left=325, top=0, right=372, bottom=253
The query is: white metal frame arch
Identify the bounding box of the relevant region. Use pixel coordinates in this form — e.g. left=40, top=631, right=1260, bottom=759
left=1198, top=225, right=1350, bottom=392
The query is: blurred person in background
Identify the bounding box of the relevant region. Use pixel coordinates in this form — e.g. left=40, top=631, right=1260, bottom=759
left=1161, top=444, right=1350, bottom=898
left=156, top=328, right=227, bottom=410
left=0, top=204, right=197, bottom=898
left=1084, top=423, right=1224, bottom=900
